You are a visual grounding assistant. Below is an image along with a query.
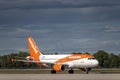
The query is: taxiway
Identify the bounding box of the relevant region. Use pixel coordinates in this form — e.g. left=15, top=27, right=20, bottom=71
left=0, top=74, right=119, bottom=80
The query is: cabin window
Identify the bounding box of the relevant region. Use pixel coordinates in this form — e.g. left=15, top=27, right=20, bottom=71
left=88, top=58, right=96, bottom=60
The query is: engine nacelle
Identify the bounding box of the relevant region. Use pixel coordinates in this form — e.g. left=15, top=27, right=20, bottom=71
left=53, top=64, right=65, bottom=72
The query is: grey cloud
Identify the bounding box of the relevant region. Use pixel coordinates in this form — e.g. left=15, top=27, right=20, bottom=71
left=104, top=26, right=120, bottom=33
left=0, top=0, right=120, bottom=26
left=0, top=0, right=120, bottom=54
left=1, top=6, right=120, bottom=26
left=0, top=0, right=120, bottom=10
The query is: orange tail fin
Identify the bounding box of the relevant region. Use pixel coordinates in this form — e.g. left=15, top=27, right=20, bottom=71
left=28, top=37, right=42, bottom=61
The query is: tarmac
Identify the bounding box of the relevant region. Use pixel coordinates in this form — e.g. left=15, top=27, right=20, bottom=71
left=0, top=74, right=119, bottom=80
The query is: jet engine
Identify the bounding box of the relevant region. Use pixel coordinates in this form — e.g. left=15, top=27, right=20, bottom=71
left=53, top=64, right=65, bottom=72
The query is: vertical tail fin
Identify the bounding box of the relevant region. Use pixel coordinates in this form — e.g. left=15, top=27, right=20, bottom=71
left=28, top=37, right=42, bottom=61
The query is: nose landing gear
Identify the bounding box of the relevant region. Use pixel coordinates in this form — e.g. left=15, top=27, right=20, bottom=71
left=86, top=68, right=91, bottom=74
left=79, top=68, right=92, bottom=74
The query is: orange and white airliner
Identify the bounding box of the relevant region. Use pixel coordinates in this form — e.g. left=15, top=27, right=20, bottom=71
left=14, top=37, right=99, bottom=74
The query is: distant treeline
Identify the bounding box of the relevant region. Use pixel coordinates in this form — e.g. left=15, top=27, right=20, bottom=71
left=0, top=50, right=120, bottom=69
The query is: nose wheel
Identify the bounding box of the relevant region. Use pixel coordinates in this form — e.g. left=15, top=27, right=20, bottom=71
left=86, top=68, right=91, bottom=74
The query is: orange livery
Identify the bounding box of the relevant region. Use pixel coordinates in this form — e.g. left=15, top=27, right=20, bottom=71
left=13, top=37, right=99, bottom=74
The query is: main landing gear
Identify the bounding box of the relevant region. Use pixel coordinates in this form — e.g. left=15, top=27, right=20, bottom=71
left=51, top=68, right=91, bottom=74
left=68, top=68, right=74, bottom=74
left=51, top=69, right=74, bottom=74
left=68, top=68, right=91, bottom=74
left=51, top=70, right=56, bottom=74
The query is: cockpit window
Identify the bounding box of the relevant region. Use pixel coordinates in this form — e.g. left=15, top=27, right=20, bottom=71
left=88, top=58, right=96, bottom=60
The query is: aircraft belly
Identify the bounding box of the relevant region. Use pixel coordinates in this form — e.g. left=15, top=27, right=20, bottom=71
left=73, top=59, right=88, bottom=68
left=74, top=59, right=97, bottom=68
left=41, top=60, right=56, bottom=64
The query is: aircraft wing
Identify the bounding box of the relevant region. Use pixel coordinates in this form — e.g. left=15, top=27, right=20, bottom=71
left=12, top=58, right=50, bottom=67
left=12, top=59, right=40, bottom=63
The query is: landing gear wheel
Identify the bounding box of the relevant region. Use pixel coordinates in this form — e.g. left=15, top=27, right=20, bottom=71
left=86, top=70, right=89, bottom=74
left=68, top=69, right=74, bottom=74
left=51, top=70, right=56, bottom=74
left=86, top=68, right=91, bottom=74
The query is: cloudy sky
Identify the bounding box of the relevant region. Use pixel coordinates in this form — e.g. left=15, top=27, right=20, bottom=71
left=0, top=0, right=120, bottom=55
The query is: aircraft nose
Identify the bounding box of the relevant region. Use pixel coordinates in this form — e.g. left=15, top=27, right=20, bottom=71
left=94, top=60, right=99, bottom=67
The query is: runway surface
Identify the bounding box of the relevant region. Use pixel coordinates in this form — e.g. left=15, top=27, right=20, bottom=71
left=0, top=74, right=119, bottom=80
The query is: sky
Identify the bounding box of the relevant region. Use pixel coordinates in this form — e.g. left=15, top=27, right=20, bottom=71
left=0, top=0, right=120, bottom=55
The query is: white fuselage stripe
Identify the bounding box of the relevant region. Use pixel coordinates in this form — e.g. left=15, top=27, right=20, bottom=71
left=40, top=55, right=98, bottom=68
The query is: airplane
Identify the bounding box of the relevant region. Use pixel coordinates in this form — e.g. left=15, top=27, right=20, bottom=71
left=13, top=37, right=99, bottom=74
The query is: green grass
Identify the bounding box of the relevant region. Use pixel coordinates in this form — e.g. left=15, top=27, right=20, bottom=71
left=93, top=68, right=120, bottom=74
left=0, top=68, right=120, bottom=74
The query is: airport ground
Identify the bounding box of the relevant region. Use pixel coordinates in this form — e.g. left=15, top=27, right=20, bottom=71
left=0, top=74, right=120, bottom=80
left=0, top=68, right=120, bottom=74
left=0, top=69, right=120, bottom=80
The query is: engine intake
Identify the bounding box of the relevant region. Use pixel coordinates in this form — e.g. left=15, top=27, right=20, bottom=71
left=53, top=64, right=65, bottom=72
